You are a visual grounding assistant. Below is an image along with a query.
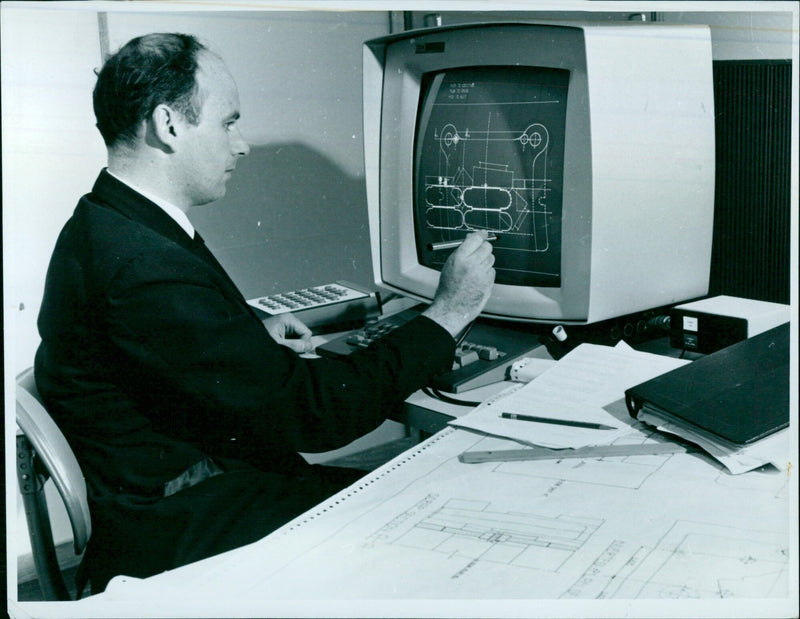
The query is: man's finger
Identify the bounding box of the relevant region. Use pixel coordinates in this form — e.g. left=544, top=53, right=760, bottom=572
left=281, top=336, right=314, bottom=354
left=456, top=230, right=489, bottom=256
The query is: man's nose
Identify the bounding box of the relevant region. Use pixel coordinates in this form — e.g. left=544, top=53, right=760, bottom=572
left=233, top=130, right=250, bottom=157
left=236, top=140, right=250, bottom=158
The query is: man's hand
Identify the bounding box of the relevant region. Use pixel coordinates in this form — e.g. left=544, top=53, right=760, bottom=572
left=422, top=230, right=496, bottom=338
left=263, top=313, right=314, bottom=354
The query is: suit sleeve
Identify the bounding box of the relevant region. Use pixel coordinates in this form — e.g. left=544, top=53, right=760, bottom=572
left=103, top=245, right=455, bottom=459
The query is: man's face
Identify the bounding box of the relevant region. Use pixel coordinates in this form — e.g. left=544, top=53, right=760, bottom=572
left=173, top=52, right=249, bottom=207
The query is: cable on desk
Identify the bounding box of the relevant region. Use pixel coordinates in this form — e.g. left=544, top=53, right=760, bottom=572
left=422, top=386, right=481, bottom=407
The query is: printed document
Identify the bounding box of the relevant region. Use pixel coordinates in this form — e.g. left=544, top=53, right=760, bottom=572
left=82, top=426, right=792, bottom=616
left=451, top=343, right=689, bottom=449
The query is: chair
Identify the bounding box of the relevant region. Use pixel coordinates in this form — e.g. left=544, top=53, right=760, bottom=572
left=15, top=367, right=92, bottom=600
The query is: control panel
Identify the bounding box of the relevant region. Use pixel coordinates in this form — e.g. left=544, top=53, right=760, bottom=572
left=316, top=306, right=543, bottom=393
left=247, top=281, right=380, bottom=332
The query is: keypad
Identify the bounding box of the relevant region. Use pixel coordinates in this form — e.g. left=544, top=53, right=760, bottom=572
left=253, top=284, right=368, bottom=316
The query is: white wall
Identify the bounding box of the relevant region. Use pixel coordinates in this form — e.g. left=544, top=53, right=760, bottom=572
left=3, top=2, right=394, bottom=576
left=4, top=6, right=793, bottom=386
left=425, top=8, right=794, bottom=59
left=102, top=11, right=393, bottom=304
left=660, top=10, right=794, bottom=59
left=3, top=7, right=391, bottom=380
left=4, top=0, right=796, bottom=582
left=104, top=10, right=385, bottom=179
left=3, top=6, right=108, bottom=579
left=2, top=6, right=107, bottom=381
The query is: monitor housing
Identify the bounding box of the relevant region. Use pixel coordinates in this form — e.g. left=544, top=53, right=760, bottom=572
left=363, top=22, right=716, bottom=325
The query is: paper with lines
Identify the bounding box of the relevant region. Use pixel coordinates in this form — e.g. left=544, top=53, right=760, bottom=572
left=450, top=342, right=689, bottom=448
left=85, top=425, right=792, bottom=614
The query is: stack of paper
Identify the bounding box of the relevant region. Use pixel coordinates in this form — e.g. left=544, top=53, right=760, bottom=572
left=634, top=407, right=789, bottom=474
left=450, top=342, right=689, bottom=450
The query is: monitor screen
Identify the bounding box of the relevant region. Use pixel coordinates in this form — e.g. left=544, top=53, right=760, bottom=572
left=364, top=23, right=715, bottom=324
left=413, top=67, right=568, bottom=288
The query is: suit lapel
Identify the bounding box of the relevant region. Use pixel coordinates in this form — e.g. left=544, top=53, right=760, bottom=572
left=89, top=170, right=253, bottom=310
left=190, top=231, right=244, bottom=297
left=90, top=170, right=196, bottom=252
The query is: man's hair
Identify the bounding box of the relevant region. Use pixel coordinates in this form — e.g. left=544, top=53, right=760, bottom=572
left=93, top=33, right=208, bottom=148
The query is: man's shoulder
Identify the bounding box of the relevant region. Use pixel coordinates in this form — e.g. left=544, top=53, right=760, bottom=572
left=52, top=193, right=194, bottom=289
left=69, top=170, right=188, bottom=251
left=72, top=191, right=134, bottom=229
left=66, top=196, right=169, bottom=254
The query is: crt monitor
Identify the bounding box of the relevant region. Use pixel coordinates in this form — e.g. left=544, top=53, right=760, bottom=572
left=362, top=22, right=716, bottom=325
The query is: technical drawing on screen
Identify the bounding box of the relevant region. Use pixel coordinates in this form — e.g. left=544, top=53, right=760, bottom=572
left=414, top=67, right=569, bottom=288
left=364, top=22, right=717, bottom=324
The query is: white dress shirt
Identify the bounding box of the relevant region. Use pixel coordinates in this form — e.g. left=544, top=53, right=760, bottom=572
left=106, top=170, right=196, bottom=239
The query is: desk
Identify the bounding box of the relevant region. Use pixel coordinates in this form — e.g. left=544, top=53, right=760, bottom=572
left=56, top=338, right=796, bottom=619
left=402, top=382, right=509, bottom=436
left=399, top=336, right=694, bottom=439
left=65, top=430, right=793, bottom=618
left=17, top=316, right=795, bottom=619
left=310, top=295, right=545, bottom=440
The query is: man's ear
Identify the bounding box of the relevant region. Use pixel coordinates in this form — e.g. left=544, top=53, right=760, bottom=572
left=148, top=103, right=180, bottom=153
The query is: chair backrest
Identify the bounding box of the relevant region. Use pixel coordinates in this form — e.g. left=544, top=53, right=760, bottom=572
left=16, top=367, right=92, bottom=554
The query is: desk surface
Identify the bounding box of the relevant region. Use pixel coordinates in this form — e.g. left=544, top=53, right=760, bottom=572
left=400, top=335, right=694, bottom=437
left=21, top=311, right=795, bottom=619
left=69, top=424, right=794, bottom=618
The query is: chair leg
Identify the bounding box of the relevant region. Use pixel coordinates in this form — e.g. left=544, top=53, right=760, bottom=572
left=16, top=435, right=71, bottom=601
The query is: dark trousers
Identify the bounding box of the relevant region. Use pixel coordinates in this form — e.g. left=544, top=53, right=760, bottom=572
left=83, top=462, right=366, bottom=593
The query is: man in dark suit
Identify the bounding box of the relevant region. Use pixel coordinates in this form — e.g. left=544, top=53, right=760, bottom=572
left=34, top=33, right=495, bottom=593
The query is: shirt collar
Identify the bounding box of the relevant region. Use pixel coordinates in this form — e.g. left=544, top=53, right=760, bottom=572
left=106, top=170, right=196, bottom=239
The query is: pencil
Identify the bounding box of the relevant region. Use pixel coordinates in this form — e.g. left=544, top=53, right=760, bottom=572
left=500, top=412, right=616, bottom=431
left=428, top=234, right=497, bottom=252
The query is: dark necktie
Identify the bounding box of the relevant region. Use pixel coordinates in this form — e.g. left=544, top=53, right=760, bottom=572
left=191, top=232, right=223, bottom=271
left=189, top=233, right=259, bottom=318
left=190, top=232, right=238, bottom=289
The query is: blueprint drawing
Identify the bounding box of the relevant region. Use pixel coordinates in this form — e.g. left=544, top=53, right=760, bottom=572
left=99, top=426, right=792, bottom=611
